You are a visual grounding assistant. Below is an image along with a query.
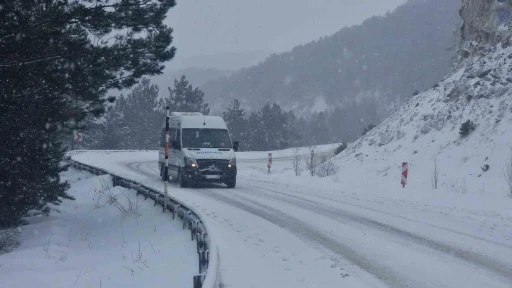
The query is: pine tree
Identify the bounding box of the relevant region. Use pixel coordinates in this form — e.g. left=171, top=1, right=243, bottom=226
left=167, top=76, right=210, bottom=114
left=246, top=112, right=265, bottom=151
left=286, top=112, right=303, bottom=147
left=123, top=79, right=162, bottom=149
left=255, top=103, right=290, bottom=150
left=307, top=112, right=330, bottom=145
left=327, top=107, right=345, bottom=143
left=83, top=99, right=128, bottom=150
left=362, top=123, right=376, bottom=136
left=0, top=0, right=176, bottom=228
left=223, top=99, right=247, bottom=149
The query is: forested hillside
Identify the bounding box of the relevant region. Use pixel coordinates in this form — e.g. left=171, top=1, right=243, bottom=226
left=201, top=0, right=461, bottom=141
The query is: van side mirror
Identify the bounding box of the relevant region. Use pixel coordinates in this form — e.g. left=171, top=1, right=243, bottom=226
left=233, top=141, right=240, bottom=152
left=172, top=140, right=181, bottom=150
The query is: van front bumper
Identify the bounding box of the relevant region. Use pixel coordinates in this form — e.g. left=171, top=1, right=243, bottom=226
left=182, top=165, right=237, bottom=183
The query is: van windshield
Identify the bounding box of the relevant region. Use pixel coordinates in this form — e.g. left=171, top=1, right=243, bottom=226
left=182, top=128, right=232, bottom=149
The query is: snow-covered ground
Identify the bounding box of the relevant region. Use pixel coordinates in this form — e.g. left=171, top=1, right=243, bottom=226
left=69, top=147, right=512, bottom=288
left=0, top=169, right=197, bottom=288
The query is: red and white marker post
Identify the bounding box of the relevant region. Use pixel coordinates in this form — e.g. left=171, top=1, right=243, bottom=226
left=73, top=130, right=82, bottom=150
left=268, top=153, right=272, bottom=174
left=401, top=162, right=408, bottom=188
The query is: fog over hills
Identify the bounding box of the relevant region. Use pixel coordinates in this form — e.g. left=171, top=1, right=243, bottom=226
left=201, top=0, right=461, bottom=124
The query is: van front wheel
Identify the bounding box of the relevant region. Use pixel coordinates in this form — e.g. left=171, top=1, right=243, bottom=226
left=177, top=168, right=189, bottom=188
left=226, top=178, right=236, bottom=189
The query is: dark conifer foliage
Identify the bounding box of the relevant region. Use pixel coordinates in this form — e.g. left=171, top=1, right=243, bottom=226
left=167, top=75, right=210, bottom=115
left=84, top=77, right=212, bottom=150
left=0, top=0, right=176, bottom=228
left=223, top=100, right=247, bottom=147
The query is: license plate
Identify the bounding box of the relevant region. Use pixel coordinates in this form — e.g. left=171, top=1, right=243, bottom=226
left=205, top=175, right=221, bottom=179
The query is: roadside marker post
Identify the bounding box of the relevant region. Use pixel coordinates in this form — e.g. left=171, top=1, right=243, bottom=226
left=73, top=130, right=82, bottom=150
left=401, top=162, right=408, bottom=188
left=268, top=153, right=272, bottom=174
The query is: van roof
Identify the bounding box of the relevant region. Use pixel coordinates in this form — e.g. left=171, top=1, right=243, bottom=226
left=170, top=112, right=203, bottom=116
left=163, top=115, right=228, bottom=129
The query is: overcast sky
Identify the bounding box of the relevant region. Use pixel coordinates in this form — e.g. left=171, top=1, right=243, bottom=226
left=166, top=0, right=406, bottom=59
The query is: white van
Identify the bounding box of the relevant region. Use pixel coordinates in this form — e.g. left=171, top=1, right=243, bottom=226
left=158, top=112, right=239, bottom=188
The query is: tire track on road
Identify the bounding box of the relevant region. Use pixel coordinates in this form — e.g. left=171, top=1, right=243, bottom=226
left=234, top=183, right=512, bottom=282
left=188, top=187, right=413, bottom=288
left=125, top=160, right=512, bottom=287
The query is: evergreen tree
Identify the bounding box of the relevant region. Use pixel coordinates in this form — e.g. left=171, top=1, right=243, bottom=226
left=123, top=79, right=162, bottom=149
left=223, top=99, right=247, bottom=149
left=83, top=97, right=128, bottom=150
left=0, top=0, right=176, bottom=228
left=286, top=112, right=303, bottom=147
left=167, top=76, right=210, bottom=114
left=307, top=112, right=330, bottom=145
left=246, top=112, right=265, bottom=151
left=256, top=103, right=289, bottom=150
left=362, top=124, right=376, bottom=136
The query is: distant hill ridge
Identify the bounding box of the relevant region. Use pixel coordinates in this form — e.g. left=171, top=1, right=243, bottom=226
left=201, top=0, right=461, bottom=120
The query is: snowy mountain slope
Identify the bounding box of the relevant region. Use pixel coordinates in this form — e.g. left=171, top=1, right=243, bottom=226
left=331, top=41, right=512, bottom=199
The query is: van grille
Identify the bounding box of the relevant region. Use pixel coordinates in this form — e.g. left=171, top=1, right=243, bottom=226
left=197, top=159, right=230, bottom=174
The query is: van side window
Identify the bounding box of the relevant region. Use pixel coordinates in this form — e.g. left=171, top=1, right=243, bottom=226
left=170, top=128, right=177, bottom=143
left=176, top=128, right=181, bottom=144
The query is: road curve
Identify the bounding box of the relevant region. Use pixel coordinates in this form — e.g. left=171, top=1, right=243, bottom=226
left=121, top=159, right=512, bottom=288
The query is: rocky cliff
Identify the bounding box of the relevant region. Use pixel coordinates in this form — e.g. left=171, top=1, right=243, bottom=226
left=459, top=0, right=512, bottom=58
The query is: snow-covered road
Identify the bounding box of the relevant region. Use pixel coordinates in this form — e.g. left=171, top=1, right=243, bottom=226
left=71, top=150, right=512, bottom=288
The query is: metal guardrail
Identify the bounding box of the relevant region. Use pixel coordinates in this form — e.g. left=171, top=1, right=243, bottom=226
left=67, top=159, right=218, bottom=288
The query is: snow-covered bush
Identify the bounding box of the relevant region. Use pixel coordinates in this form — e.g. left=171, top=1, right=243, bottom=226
left=0, top=228, right=20, bottom=254
left=316, top=160, right=339, bottom=178
left=334, top=143, right=347, bottom=156
left=93, top=178, right=141, bottom=220
left=305, top=146, right=319, bottom=176
left=459, top=120, right=476, bottom=137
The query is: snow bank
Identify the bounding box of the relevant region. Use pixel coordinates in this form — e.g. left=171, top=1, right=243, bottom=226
left=67, top=156, right=221, bottom=288
left=235, top=143, right=340, bottom=160
left=0, top=169, right=196, bottom=288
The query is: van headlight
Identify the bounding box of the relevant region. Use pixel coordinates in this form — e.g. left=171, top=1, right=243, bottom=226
left=185, top=157, right=197, bottom=168
left=228, top=158, right=236, bottom=168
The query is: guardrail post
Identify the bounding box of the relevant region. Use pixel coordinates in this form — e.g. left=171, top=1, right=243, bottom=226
left=205, top=249, right=210, bottom=268
left=173, top=204, right=180, bottom=220
left=201, top=233, right=207, bottom=250
left=191, top=220, right=199, bottom=241
left=198, top=251, right=204, bottom=273
left=193, top=275, right=202, bottom=288
left=183, top=211, right=191, bottom=230
left=196, top=233, right=201, bottom=254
